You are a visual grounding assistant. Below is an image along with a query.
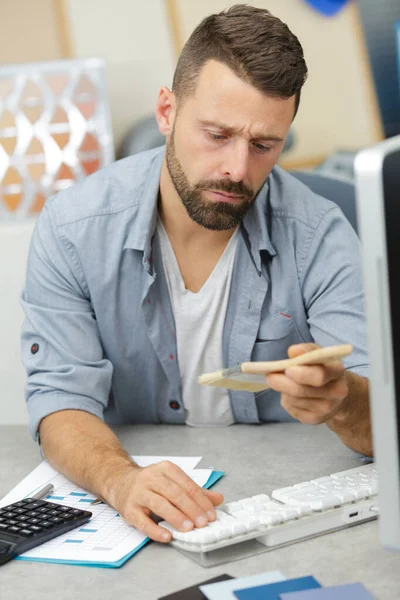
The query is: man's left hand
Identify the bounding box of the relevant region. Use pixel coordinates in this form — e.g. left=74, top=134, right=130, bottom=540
left=265, top=343, right=349, bottom=425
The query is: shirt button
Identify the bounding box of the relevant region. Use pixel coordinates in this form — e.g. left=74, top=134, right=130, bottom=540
left=169, top=400, right=180, bottom=410
left=31, top=343, right=39, bottom=355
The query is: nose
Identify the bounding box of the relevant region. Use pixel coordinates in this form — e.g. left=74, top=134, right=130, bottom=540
left=221, top=140, right=250, bottom=183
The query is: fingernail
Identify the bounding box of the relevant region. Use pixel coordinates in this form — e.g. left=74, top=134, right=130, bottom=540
left=195, top=515, right=207, bottom=527
left=161, top=531, right=170, bottom=541
left=207, top=510, right=215, bottom=521
left=182, top=519, right=193, bottom=531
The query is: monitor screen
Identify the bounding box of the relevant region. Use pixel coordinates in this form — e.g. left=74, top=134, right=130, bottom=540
left=355, top=136, right=400, bottom=551
left=382, top=149, right=400, bottom=459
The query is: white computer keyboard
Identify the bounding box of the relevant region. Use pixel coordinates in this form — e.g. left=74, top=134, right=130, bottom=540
left=160, top=463, right=379, bottom=562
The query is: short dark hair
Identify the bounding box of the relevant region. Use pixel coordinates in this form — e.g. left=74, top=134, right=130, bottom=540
left=172, top=4, right=308, bottom=116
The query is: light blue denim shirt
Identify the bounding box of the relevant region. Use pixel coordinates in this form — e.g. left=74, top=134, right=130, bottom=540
left=21, top=146, right=369, bottom=440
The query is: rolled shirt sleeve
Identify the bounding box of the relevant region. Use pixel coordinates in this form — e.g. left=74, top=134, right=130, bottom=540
left=21, top=202, right=113, bottom=441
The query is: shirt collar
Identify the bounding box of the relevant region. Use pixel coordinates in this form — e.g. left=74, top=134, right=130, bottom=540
left=241, top=178, right=276, bottom=269
left=123, top=146, right=165, bottom=256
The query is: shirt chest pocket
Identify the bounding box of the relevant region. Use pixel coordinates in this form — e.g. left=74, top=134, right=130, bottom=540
left=251, top=313, right=303, bottom=362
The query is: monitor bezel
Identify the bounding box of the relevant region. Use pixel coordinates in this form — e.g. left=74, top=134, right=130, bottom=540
left=355, top=136, right=400, bottom=551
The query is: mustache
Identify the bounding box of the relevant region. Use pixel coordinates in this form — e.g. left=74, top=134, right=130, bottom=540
left=194, top=179, right=253, bottom=201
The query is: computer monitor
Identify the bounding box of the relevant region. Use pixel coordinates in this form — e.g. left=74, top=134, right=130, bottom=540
left=354, top=135, right=400, bottom=551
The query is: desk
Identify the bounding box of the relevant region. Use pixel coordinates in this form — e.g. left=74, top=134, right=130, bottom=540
left=1, top=423, right=399, bottom=599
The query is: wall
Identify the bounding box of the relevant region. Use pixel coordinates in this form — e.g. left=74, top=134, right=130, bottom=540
left=0, top=0, right=383, bottom=164
left=64, top=0, right=177, bottom=152
left=0, top=0, right=70, bottom=63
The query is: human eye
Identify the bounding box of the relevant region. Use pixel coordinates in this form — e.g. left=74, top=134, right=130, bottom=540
left=252, top=142, right=272, bottom=154
left=207, top=131, right=227, bottom=142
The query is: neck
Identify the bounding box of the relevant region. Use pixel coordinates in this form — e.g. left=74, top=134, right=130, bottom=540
left=158, top=159, right=237, bottom=247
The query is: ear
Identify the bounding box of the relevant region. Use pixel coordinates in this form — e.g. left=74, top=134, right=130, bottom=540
left=155, top=86, right=177, bottom=137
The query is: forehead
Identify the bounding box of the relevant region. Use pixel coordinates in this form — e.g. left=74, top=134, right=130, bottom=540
left=183, top=59, right=295, bottom=133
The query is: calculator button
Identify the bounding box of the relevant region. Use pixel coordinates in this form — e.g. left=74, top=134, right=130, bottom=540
left=26, top=501, right=45, bottom=509
left=4, top=512, right=16, bottom=519
left=29, top=525, right=43, bottom=533
left=48, top=510, right=63, bottom=516
left=14, top=508, right=27, bottom=514
left=15, top=515, right=29, bottom=522
left=13, top=502, right=26, bottom=508
left=40, top=521, right=54, bottom=528
left=0, top=523, right=9, bottom=530
left=7, top=520, right=18, bottom=526
left=28, top=518, right=40, bottom=524
left=37, top=507, right=50, bottom=514
left=50, top=517, right=63, bottom=523
left=8, top=526, right=22, bottom=533
left=20, top=499, right=33, bottom=504
left=19, top=529, right=34, bottom=537
left=70, top=509, right=85, bottom=516
left=62, top=514, right=75, bottom=521
left=26, top=511, right=39, bottom=517
left=57, top=506, right=71, bottom=513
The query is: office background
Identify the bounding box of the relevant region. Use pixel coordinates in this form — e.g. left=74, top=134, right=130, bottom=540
left=0, top=0, right=386, bottom=167
left=0, top=0, right=399, bottom=424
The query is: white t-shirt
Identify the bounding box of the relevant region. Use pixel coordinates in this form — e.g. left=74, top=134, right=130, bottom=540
left=157, top=218, right=238, bottom=426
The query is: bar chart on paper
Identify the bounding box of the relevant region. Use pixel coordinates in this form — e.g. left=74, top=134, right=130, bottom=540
left=0, top=457, right=224, bottom=568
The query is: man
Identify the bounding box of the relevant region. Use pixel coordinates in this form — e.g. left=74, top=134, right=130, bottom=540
left=21, top=5, right=371, bottom=544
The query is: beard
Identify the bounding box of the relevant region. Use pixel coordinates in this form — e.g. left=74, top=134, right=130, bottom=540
left=165, top=128, right=255, bottom=231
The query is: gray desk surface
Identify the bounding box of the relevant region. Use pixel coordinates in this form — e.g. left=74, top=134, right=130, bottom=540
left=0, top=423, right=399, bottom=599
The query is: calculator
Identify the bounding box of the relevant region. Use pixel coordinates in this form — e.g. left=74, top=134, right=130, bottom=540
left=0, top=497, right=92, bottom=566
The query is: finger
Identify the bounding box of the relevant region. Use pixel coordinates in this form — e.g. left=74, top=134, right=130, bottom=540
left=160, top=462, right=220, bottom=520
left=285, top=362, right=345, bottom=387
left=145, top=489, right=200, bottom=532
left=204, top=489, right=224, bottom=506
left=281, top=396, right=339, bottom=424
left=151, top=474, right=210, bottom=528
left=125, top=506, right=173, bottom=543
left=266, top=372, right=347, bottom=400
left=287, top=343, right=319, bottom=359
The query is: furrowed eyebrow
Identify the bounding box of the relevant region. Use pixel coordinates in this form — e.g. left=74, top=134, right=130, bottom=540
left=198, top=119, right=284, bottom=143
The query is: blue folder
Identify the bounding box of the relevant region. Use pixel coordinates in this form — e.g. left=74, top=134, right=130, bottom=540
left=234, top=576, right=321, bottom=600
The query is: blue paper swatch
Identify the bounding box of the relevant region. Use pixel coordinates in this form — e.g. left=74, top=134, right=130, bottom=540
left=200, top=570, right=286, bottom=600
left=280, top=582, right=375, bottom=600
left=234, top=576, right=321, bottom=600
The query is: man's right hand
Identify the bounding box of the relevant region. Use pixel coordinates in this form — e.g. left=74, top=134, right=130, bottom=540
left=108, top=460, right=224, bottom=542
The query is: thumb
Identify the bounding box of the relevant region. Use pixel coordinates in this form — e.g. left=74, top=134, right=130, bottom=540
left=287, top=342, right=320, bottom=359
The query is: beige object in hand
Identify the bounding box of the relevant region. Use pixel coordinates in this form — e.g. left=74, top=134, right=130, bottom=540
left=198, top=344, right=353, bottom=393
